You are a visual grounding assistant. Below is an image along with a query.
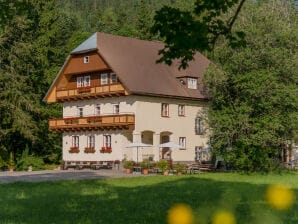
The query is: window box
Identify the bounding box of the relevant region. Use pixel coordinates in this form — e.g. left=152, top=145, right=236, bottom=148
left=87, top=116, right=102, bottom=123
left=69, top=147, right=79, bottom=153
left=84, top=147, right=95, bottom=153
left=77, top=86, right=92, bottom=93
left=100, top=147, right=112, bottom=153
left=64, top=117, right=78, bottom=124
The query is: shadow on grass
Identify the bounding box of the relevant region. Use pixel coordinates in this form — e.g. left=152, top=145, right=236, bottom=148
left=0, top=176, right=297, bottom=224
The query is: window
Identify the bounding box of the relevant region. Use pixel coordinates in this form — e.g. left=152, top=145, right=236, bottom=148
left=161, top=103, right=169, bottom=117
left=101, top=73, right=108, bottom=85
left=84, top=75, right=90, bottom=87
left=84, top=56, right=90, bottom=63
left=187, top=78, right=197, bottom=89
left=178, top=105, right=185, bottom=116
left=103, top=135, right=111, bottom=147
left=77, top=106, right=83, bottom=117
left=110, top=73, right=117, bottom=84
left=113, top=104, right=119, bottom=114
left=72, top=136, right=79, bottom=147
left=77, top=76, right=90, bottom=87
left=95, top=105, right=101, bottom=115
left=87, top=135, right=95, bottom=148
left=77, top=76, right=84, bottom=88
left=195, top=117, right=204, bottom=135
left=179, top=137, right=186, bottom=149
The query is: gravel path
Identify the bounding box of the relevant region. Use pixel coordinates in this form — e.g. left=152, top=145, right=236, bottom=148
left=0, top=169, right=142, bottom=184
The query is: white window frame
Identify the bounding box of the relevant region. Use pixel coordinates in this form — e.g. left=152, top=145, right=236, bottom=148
left=84, top=56, right=90, bottom=63
left=77, top=106, right=83, bottom=117
left=178, top=104, right=185, bottom=116
left=95, top=104, right=101, bottom=115
left=72, top=136, right=79, bottom=147
left=161, top=103, right=169, bottom=117
left=77, top=76, right=84, bottom=88
left=101, top=73, right=108, bottom=85
left=103, top=135, right=111, bottom=147
left=87, top=135, right=95, bottom=148
left=179, top=137, right=186, bottom=149
left=110, top=73, right=117, bottom=84
left=84, top=75, right=90, bottom=87
left=187, top=78, right=197, bottom=89
left=195, top=117, right=203, bottom=135
left=113, top=104, right=119, bottom=114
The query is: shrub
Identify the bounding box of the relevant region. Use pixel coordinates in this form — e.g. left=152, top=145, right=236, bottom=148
left=157, top=160, right=169, bottom=172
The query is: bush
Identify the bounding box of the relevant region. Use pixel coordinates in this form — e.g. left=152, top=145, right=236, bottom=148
left=16, top=156, right=45, bottom=171
left=16, top=146, right=45, bottom=171
left=123, top=160, right=134, bottom=169
left=157, top=160, right=169, bottom=172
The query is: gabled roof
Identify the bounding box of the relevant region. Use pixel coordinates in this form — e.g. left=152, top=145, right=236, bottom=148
left=45, top=32, right=211, bottom=102
left=71, top=33, right=97, bottom=54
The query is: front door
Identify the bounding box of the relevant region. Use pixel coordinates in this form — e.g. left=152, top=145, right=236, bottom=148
left=161, top=135, right=171, bottom=160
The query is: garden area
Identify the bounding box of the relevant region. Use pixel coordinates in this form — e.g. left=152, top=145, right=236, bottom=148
left=0, top=172, right=297, bottom=224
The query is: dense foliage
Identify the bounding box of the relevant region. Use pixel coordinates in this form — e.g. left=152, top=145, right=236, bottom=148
left=205, top=0, right=298, bottom=171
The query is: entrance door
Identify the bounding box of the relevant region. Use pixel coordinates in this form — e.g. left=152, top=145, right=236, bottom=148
left=161, top=135, right=171, bottom=159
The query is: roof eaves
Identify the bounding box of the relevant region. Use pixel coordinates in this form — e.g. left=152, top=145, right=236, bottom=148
left=43, top=55, right=71, bottom=102
left=70, top=48, right=98, bottom=55
left=131, top=90, right=209, bottom=102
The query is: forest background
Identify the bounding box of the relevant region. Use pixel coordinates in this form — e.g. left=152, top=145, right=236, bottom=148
left=0, top=0, right=297, bottom=171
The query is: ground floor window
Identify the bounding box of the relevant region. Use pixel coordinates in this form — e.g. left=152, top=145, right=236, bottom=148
left=103, top=135, right=111, bottom=147
left=72, top=136, right=79, bottom=147
left=87, top=135, right=95, bottom=148
left=179, top=137, right=186, bottom=149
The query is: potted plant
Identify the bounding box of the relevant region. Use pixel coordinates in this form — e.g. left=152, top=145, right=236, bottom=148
left=157, top=160, right=169, bottom=176
left=84, top=147, right=95, bottom=153
left=175, top=162, right=186, bottom=176
left=69, top=146, right=79, bottom=153
left=140, top=160, right=150, bottom=175
left=123, top=160, right=134, bottom=174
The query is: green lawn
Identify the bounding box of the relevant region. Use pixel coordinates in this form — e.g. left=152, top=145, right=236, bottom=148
left=0, top=172, right=298, bottom=224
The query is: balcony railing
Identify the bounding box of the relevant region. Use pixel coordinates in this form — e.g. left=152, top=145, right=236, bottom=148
left=49, top=114, right=135, bottom=131
left=56, top=84, right=126, bottom=101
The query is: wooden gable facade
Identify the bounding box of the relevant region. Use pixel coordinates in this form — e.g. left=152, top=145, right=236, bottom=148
left=45, top=51, right=128, bottom=103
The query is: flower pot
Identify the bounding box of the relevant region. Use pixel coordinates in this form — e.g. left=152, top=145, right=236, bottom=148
left=178, top=171, right=182, bottom=176
left=126, top=169, right=131, bottom=174
left=143, top=169, right=149, bottom=175
left=164, top=170, right=169, bottom=176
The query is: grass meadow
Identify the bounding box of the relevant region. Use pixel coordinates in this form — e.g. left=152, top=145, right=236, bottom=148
left=0, top=172, right=298, bottom=224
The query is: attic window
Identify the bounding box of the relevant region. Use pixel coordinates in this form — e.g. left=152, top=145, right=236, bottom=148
left=84, top=56, right=90, bottom=63
left=110, top=73, right=117, bottom=84
left=188, top=78, right=197, bottom=89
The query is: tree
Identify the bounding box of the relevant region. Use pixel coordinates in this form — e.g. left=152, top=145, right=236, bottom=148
left=0, top=0, right=78, bottom=166
left=152, top=0, right=247, bottom=69
left=205, top=0, right=298, bottom=171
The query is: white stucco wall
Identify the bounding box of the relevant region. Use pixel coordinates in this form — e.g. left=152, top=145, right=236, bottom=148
left=63, top=96, right=136, bottom=117
left=61, top=95, right=210, bottom=162
left=134, top=96, right=209, bottom=161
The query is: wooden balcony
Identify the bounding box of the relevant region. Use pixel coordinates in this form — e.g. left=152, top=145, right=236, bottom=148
left=56, top=84, right=126, bottom=102
left=49, top=114, right=135, bottom=132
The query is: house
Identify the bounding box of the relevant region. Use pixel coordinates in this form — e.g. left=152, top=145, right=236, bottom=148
left=44, top=32, right=212, bottom=165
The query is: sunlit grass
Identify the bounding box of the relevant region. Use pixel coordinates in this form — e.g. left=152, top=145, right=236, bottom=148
left=0, top=172, right=297, bottom=223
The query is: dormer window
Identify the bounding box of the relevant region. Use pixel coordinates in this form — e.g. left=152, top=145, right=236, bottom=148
left=84, top=56, right=90, bottom=63
left=110, top=73, right=117, bottom=84
left=101, top=73, right=108, bottom=85
left=188, top=78, right=197, bottom=89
